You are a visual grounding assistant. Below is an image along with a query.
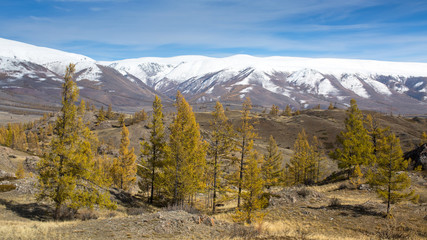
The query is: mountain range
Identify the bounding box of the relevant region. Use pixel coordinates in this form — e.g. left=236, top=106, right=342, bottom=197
left=1, top=37, right=426, bottom=114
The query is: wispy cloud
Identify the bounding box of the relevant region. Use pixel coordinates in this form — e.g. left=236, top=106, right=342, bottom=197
left=29, top=16, right=52, bottom=22
left=1, top=0, right=426, bottom=61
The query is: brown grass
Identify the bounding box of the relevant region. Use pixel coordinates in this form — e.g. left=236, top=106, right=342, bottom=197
left=0, top=220, right=72, bottom=240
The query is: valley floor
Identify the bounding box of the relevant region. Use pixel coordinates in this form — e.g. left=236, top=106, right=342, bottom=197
left=1, top=175, right=426, bottom=240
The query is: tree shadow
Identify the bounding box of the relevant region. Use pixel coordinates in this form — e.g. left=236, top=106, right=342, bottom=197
left=109, top=189, right=145, bottom=208
left=0, top=198, right=53, bottom=221
left=307, top=204, right=383, bottom=217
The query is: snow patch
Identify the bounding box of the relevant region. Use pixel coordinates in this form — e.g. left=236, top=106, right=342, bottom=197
left=340, top=74, right=370, bottom=98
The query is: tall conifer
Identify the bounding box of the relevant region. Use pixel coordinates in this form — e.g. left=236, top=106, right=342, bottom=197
left=261, top=135, right=283, bottom=189
left=37, top=64, right=115, bottom=220
left=234, top=142, right=265, bottom=224
left=207, top=101, right=235, bottom=213
left=167, top=91, right=206, bottom=204
left=139, top=95, right=167, bottom=204
left=332, top=99, right=373, bottom=176
left=368, top=133, right=418, bottom=216
left=237, top=97, right=257, bottom=208
left=111, top=124, right=137, bottom=191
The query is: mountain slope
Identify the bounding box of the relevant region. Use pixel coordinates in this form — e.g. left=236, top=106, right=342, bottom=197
left=1, top=38, right=427, bottom=114
left=0, top=38, right=164, bottom=112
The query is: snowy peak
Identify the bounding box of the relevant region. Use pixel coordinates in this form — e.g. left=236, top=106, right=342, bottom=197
left=1, top=37, right=427, bottom=114
left=0, top=38, right=101, bottom=80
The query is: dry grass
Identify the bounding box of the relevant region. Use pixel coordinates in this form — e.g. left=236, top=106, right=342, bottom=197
left=0, top=220, right=73, bottom=240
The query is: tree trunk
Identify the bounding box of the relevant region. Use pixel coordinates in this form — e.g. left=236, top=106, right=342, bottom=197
left=238, top=136, right=245, bottom=208
left=213, top=146, right=218, bottom=213
left=150, top=164, right=155, bottom=204
left=174, top=154, right=179, bottom=204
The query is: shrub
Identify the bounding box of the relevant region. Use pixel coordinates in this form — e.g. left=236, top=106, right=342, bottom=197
left=78, top=209, right=99, bottom=221
left=56, top=205, right=77, bottom=220
left=229, top=224, right=260, bottom=240
left=0, top=184, right=16, bottom=192
left=375, top=222, right=412, bottom=239
left=329, top=197, right=341, bottom=207
left=297, top=188, right=311, bottom=198
left=126, top=208, right=145, bottom=216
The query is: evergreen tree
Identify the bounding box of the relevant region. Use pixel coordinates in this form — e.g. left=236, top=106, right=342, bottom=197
left=78, top=99, right=86, bottom=116
left=328, top=102, right=335, bottom=110
left=368, top=133, right=418, bottom=216
left=234, top=143, right=265, bottom=224
left=283, top=104, right=292, bottom=116
left=167, top=91, right=207, bottom=204
left=311, top=136, right=325, bottom=183
left=288, top=129, right=315, bottom=184
left=332, top=99, right=373, bottom=177
left=207, top=101, right=236, bottom=213
left=237, top=97, right=257, bottom=208
left=97, top=106, right=105, bottom=125
left=111, top=124, right=137, bottom=191
left=269, top=104, right=279, bottom=116
left=421, top=132, right=427, bottom=145
left=139, top=95, right=167, bottom=204
left=15, top=161, right=25, bottom=179
left=106, top=104, right=113, bottom=119
left=37, top=64, right=115, bottom=220
left=366, top=114, right=388, bottom=157
left=118, top=113, right=125, bottom=126
left=261, top=135, right=283, bottom=189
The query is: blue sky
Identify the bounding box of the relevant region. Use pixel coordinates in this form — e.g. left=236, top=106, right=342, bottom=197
left=1, top=0, right=427, bottom=62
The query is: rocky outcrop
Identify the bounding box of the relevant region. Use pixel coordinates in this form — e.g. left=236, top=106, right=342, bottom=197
left=404, top=143, right=427, bottom=170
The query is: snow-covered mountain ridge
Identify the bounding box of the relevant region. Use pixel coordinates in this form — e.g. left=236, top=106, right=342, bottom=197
left=1, top=37, right=427, bottom=114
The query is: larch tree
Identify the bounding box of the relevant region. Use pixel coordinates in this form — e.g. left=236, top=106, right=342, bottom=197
left=37, top=64, right=115, bottom=220
left=288, top=129, right=314, bottom=185
left=269, top=104, right=279, bottom=116
left=106, top=104, right=113, bottom=119
left=331, top=99, right=373, bottom=177
left=366, top=114, right=388, bottom=158
left=311, top=136, right=325, bottom=183
left=421, top=132, right=427, bottom=145
left=234, top=142, right=265, bottom=224
left=237, top=97, right=257, bottom=208
left=111, top=124, right=137, bottom=191
left=167, top=91, right=207, bottom=205
left=368, top=133, right=418, bottom=217
left=328, top=102, right=335, bottom=110
left=77, top=99, right=86, bottom=116
left=283, top=104, right=292, bottom=116
left=96, top=106, right=105, bottom=125
left=207, top=101, right=236, bottom=213
left=139, top=95, right=168, bottom=204
left=261, top=135, right=283, bottom=189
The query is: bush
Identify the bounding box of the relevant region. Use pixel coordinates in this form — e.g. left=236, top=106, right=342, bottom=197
left=338, top=182, right=349, bottom=190
left=126, top=207, right=145, bottom=216
left=329, top=197, right=341, bottom=207
left=297, top=188, right=311, bottom=198
left=0, top=184, right=16, bottom=192
left=56, top=205, right=77, bottom=220
left=229, top=224, right=260, bottom=240
left=78, top=209, right=98, bottom=221
left=375, top=222, right=412, bottom=239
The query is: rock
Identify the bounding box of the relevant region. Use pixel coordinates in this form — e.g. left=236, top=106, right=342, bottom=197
left=25, top=156, right=40, bottom=173
left=0, top=170, right=16, bottom=180
left=404, top=143, right=427, bottom=170
left=203, top=216, right=215, bottom=226
left=358, top=184, right=371, bottom=191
